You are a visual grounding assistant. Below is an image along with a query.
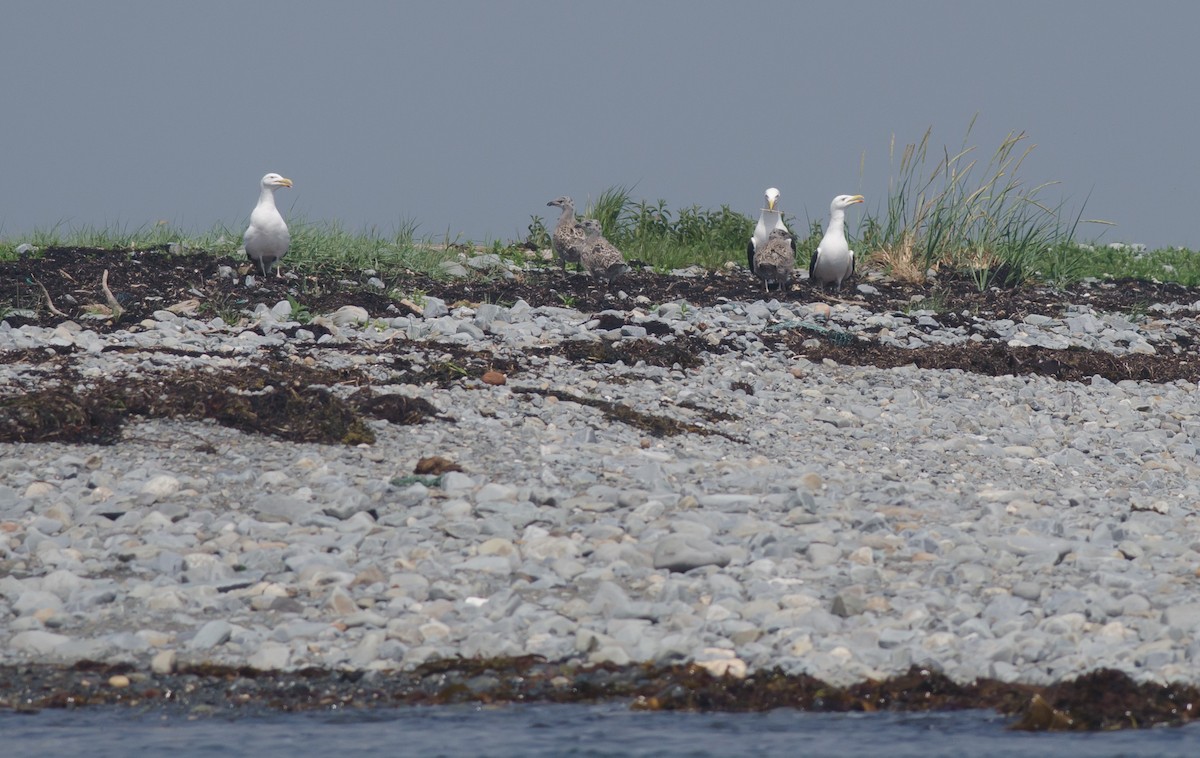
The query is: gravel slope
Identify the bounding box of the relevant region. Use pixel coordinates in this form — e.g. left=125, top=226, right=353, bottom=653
left=2, top=270, right=1200, bottom=690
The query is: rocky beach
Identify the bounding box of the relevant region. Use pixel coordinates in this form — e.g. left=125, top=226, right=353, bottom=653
left=1, top=248, right=1199, bottom=728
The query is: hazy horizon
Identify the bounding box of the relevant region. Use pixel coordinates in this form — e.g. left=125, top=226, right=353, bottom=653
left=2, top=1, right=1198, bottom=250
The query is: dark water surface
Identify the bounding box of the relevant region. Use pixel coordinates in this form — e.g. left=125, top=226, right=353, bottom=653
left=3, top=703, right=1197, bottom=757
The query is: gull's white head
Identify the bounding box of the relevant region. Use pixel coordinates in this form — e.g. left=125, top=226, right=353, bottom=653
left=830, top=194, right=864, bottom=213
left=261, top=172, right=293, bottom=189
left=547, top=196, right=574, bottom=209
left=764, top=187, right=781, bottom=211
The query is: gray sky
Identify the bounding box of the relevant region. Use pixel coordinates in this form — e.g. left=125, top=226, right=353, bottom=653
left=2, top=1, right=1197, bottom=249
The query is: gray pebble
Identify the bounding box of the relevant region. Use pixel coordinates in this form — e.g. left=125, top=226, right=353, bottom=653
left=653, top=535, right=731, bottom=573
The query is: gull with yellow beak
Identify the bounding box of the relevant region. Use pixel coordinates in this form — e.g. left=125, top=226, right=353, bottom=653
left=244, top=172, right=293, bottom=278
left=810, top=194, right=864, bottom=292
left=747, top=187, right=793, bottom=274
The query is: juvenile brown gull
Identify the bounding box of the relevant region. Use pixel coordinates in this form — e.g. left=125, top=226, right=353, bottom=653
left=547, top=196, right=586, bottom=273
left=810, top=194, right=864, bottom=292
left=579, top=219, right=629, bottom=283
left=754, top=228, right=796, bottom=292
left=244, top=172, right=293, bottom=277
left=747, top=187, right=792, bottom=274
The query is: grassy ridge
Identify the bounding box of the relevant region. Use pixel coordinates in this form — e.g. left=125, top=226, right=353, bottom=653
left=5, top=211, right=1194, bottom=287
left=3, top=123, right=1198, bottom=287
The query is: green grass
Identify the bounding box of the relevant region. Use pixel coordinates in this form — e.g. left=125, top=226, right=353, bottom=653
left=285, top=217, right=451, bottom=274
left=1069, top=244, right=1200, bottom=286
left=563, top=185, right=756, bottom=271
left=858, top=116, right=1115, bottom=289
left=0, top=220, right=241, bottom=259
left=0, top=217, right=464, bottom=278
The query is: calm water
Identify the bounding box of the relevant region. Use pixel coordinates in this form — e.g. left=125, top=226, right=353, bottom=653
left=2, top=703, right=1197, bottom=757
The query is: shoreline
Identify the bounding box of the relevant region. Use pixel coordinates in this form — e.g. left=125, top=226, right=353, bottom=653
left=0, top=658, right=1193, bottom=731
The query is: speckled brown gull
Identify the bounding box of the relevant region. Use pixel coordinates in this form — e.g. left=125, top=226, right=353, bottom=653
left=754, top=228, right=796, bottom=292
left=244, top=172, right=293, bottom=278
left=810, top=194, right=864, bottom=292
left=547, top=196, right=587, bottom=273
left=579, top=219, right=629, bottom=284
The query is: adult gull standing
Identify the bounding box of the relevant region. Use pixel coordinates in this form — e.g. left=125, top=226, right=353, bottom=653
left=244, top=172, right=293, bottom=278
left=747, top=187, right=792, bottom=274
left=810, top=194, right=864, bottom=292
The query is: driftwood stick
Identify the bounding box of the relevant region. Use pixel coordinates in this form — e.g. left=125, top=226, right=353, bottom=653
left=813, top=294, right=866, bottom=306
left=32, top=276, right=70, bottom=318
left=101, top=269, right=124, bottom=321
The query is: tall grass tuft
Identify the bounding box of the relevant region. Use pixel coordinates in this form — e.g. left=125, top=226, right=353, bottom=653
left=585, top=185, right=636, bottom=238
left=861, top=117, right=1107, bottom=289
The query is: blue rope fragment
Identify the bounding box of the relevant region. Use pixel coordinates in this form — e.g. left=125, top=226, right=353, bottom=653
left=764, top=319, right=858, bottom=346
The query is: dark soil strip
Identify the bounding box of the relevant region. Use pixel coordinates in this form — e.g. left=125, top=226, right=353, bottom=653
left=0, top=331, right=727, bottom=444
left=385, top=347, right=520, bottom=387
left=677, top=399, right=740, bottom=424
left=551, top=337, right=708, bottom=370
left=512, top=386, right=743, bottom=442
left=0, top=364, right=446, bottom=445
left=776, top=334, right=1200, bottom=384
left=1, top=661, right=1193, bottom=732
left=295, top=334, right=713, bottom=381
